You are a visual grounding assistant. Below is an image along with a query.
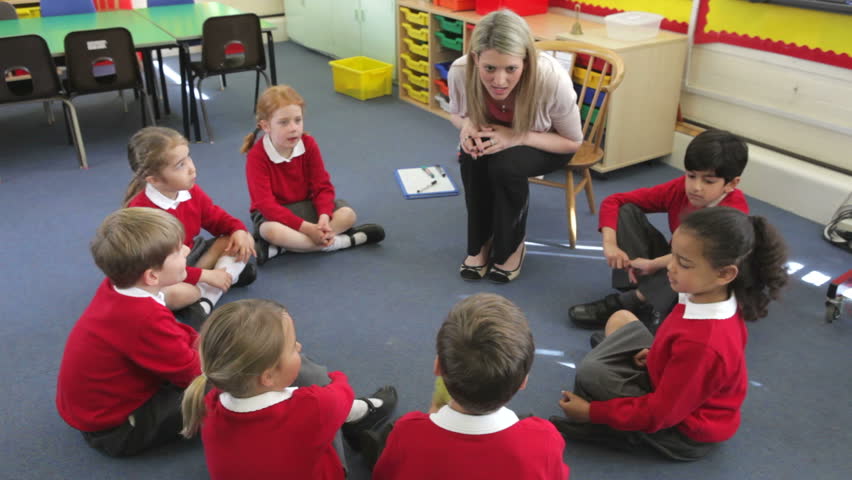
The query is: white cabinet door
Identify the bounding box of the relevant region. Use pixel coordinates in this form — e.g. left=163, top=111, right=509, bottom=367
left=360, top=0, right=396, bottom=67
left=330, top=0, right=362, bottom=59
left=285, top=0, right=334, bottom=55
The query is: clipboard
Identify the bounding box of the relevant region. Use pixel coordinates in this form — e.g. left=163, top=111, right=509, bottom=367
left=394, top=165, right=459, bottom=199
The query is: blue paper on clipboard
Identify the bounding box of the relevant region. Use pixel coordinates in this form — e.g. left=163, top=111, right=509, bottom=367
left=395, top=165, right=459, bottom=199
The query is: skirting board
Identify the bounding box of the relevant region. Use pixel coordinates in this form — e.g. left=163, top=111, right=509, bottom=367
left=665, top=131, right=851, bottom=225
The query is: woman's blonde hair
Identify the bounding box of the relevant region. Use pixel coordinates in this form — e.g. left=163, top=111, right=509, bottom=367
left=123, top=127, right=188, bottom=206
left=240, top=85, right=306, bottom=153
left=181, top=299, right=291, bottom=438
left=465, top=9, right=538, bottom=134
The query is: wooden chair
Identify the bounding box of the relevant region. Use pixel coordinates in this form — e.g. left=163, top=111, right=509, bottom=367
left=530, top=40, right=625, bottom=248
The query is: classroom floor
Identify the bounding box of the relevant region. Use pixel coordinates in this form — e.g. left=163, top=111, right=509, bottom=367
left=0, top=40, right=850, bottom=480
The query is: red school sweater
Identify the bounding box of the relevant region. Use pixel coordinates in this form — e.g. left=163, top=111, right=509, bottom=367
left=128, top=184, right=246, bottom=285
left=245, top=134, right=336, bottom=231
left=56, top=279, right=200, bottom=432
left=589, top=296, right=748, bottom=443
left=373, top=412, right=569, bottom=480
left=598, top=176, right=749, bottom=234
left=202, top=371, right=353, bottom=480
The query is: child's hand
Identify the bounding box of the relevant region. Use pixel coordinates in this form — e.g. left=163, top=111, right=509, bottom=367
left=558, top=391, right=591, bottom=422
left=633, top=348, right=649, bottom=368
left=603, top=243, right=631, bottom=270
left=627, top=257, right=657, bottom=283
left=200, top=268, right=232, bottom=292
left=300, top=222, right=330, bottom=246
left=225, top=230, right=256, bottom=263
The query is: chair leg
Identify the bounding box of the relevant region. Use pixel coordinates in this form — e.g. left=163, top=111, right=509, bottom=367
left=219, top=74, right=226, bottom=91
left=253, top=72, right=260, bottom=114
left=157, top=48, right=170, bottom=115
left=566, top=170, right=577, bottom=248
left=61, top=102, right=73, bottom=146
left=119, top=89, right=128, bottom=113
left=197, top=77, right=214, bottom=143
left=583, top=168, right=596, bottom=214
left=44, top=101, right=55, bottom=125
left=61, top=99, right=87, bottom=169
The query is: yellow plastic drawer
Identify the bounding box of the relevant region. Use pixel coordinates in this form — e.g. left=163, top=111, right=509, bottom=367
left=401, top=22, right=428, bottom=42
left=400, top=53, right=429, bottom=74
left=572, top=67, right=611, bottom=87
left=403, top=68, right=429, bottom=89
left=399, top=6, right=429, bottom=26
left=403, top=38, right=429, bottom=57
left=402, top=83, right=429, bottom=104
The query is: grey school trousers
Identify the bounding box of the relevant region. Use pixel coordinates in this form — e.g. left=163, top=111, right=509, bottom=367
left=295, top=354, right=349, bottom=474
left=570, top=321, right=716, bottom=461
left=612, top=204, right=679, bottom=315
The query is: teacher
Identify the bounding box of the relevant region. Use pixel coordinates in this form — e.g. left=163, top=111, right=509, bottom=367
left=449, top=9, right=583, bottom=283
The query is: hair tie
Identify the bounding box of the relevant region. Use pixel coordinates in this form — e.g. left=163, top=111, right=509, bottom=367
left=253, top=126, right=261, bottom=136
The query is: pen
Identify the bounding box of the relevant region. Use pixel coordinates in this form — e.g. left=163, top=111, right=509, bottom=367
left=421, top=166, right=436, bottom=179
left=417, top=179, right=438, bottom=193
left=436, top=165, right=447, bottom=177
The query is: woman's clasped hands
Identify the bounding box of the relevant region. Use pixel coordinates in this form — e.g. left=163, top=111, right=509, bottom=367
left=460, top=121, right=521, bottom=159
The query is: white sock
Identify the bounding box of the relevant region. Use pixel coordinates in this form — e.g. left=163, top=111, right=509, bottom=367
left=321, top=234, right=352, bottom=252
left=214, top=256, right=246, bottom=283
left=345, top=398, right=384, bottom=423
left=197, top=282, right=223, bottom=308
left=351, top=231, right=368, bottom=246
left=269, top=245, right=282, bottom=257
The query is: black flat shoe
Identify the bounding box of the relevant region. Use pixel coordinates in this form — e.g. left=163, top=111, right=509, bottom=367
left=232, top=262, right=257, bottom=288
left=459, top=262, right=487, bottom=280
left=589, top=331, right=605, bottom=349
left=341, top=385, right=397, bottom=451
left=568, top=293, right=622, bottom=329
left=348, top=224, right=386, bottom=246
left=486, top=245, right=526, bottom=284
left=254, top=231, right=270, bottom=266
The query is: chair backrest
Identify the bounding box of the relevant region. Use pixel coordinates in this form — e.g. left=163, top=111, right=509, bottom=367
left=535, top=40, right=624, bottom=149
left=40, top=0, right=96, bottom=17
left=201, top=13, right=266, bottom=74
left=0, top=35, right=63, bottom=104
left=64, top=27, right=142, bottom=94
left=0, top=1, right=18, bottom=20
left=148, top=0, right=193, bottom=6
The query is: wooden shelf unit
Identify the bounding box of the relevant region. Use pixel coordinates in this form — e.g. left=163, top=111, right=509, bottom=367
left=396, top=0, right=688, bottom=173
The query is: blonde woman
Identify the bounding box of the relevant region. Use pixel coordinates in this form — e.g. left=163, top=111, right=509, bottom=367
left=449, top=9, right=583, bottom=283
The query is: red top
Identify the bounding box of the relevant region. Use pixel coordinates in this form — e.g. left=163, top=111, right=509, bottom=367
left=598, top=176, right=749, bottom=234
left=202, top=371, right=353, bottom=480
left=56, top=279, right=200, bottom=432
left=485, top=96, right=514, bottom=126
left=589, top=296, right=749, bottom=443
left=373, top=412, right=569, bottom=480
left=245, top=134, right=337, bottom=231
left=128, top=184, right=247, bottom=285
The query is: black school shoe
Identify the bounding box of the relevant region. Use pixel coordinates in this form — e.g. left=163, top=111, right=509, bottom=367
left=342, top=385, right=397, bottom=452
left=358, top=421, right=394, bottom=470
left=347, top=224, right=386, bottom=246
left=254, top=231, right=270, bottom=266
left=174, top=298, right=212, bottom=331
left=589, top=331, right=605, bottom=349
left=569, top=293, right=623, bottom=329
left=231, top=262, right=257, bottom=288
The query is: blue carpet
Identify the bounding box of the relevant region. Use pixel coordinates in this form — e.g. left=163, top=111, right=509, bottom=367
left=0, top=40, right=850, bottom=479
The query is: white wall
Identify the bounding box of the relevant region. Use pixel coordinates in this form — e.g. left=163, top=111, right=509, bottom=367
left=133, top=0, right=284, bottom=16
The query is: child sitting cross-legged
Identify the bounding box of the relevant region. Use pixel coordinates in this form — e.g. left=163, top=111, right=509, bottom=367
left=552, top=207, right=789, bottom=461
left=56, top=207, right=202, bottom=457
left=181, top=299, right=397, bottom=480
left=371, top=293, right=570, bottom=479
left=125, top=126, right=257, bottom=323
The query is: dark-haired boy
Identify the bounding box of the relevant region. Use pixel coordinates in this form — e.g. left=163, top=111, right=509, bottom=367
left=56, top=207, right=202, bottom=457
left=373, top=293, right=569, bottom=480
left=570, top=130, right=749, bottom=332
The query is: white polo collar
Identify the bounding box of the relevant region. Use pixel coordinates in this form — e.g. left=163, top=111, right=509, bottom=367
left=145, top=183, right=192, bottom=211
left=707, top=192, right=729, bottom=207
left=429, top=405, right=519, bottom=435
left=113, top=285, right=166, bottom=307
left=220, top=387, right=299, bottom=413
left=680, top=293, right=738, bottom=320
left=263, top=133, right=305, bottom=164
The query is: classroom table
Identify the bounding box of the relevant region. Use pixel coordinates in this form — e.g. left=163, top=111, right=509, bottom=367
left=133, top=2, right=278, bottom=142
left=0, top=9, right=176, bottom=119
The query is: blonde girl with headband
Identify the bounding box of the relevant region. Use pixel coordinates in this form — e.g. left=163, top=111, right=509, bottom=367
left=242, top=85, right=385, bottom=265
left=181, top=299, right=398, bottom=479
left=125, top=126, right=257, bottom=319
left=553, top=207, right=789, bottom=461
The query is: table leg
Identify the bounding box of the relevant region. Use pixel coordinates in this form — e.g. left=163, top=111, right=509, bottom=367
left=157, top=48, right=171, bottom=115
left=179, top=43, right=189, bottom=140
left=266, top=31, right=277, bottom=85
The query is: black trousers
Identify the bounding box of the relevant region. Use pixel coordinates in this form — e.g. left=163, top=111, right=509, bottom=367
left=612, top=204, right=679, bottom=315
left=459, top=146, right=571, bottom=264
